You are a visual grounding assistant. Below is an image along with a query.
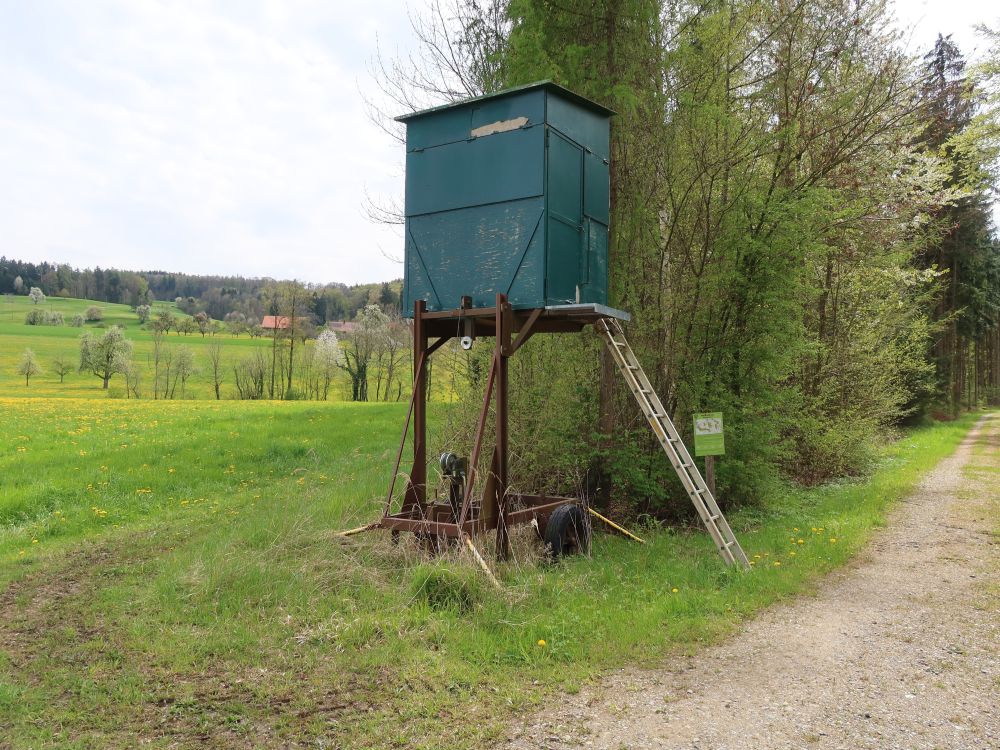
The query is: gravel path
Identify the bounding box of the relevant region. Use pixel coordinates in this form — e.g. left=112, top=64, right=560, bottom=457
left=507, top=414, right=1000, bottom=750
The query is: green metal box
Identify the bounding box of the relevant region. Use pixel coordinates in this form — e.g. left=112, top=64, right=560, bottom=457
left=397, top=82, right=613, bottom=315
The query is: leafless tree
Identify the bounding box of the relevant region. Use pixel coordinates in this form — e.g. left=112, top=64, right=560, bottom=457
left=363, top=0, right=510, bottom=226
left=206, top=340, right=225, bottom=400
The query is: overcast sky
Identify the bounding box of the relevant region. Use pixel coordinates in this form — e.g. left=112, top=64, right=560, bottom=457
left=0, top=1, right=996, bottom=286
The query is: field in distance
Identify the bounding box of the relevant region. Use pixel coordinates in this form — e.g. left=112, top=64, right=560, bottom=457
left=0, top=294, right=339, bottom=400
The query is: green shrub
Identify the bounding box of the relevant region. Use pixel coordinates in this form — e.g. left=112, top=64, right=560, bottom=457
left=410, top=563, right=483, bottom=613
left=783, top=411, right=876, bottom=485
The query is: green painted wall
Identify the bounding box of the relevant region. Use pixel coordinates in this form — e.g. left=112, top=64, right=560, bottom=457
left=398, top=82, right=612, bottom=314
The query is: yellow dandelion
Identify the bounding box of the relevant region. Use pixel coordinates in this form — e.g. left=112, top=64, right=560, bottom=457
left=829, top=538, right=837, bottom=543
left=671, top=587, right=679, bottom=593
left=773, top=561, right=781, bottom=566
left=32, top=538, right=38, bottom=544
left=789, top=551, right=796, bottom=556
left=797, top=539, right=804, bottom=544
left=537, top=639, right=546, bottom=647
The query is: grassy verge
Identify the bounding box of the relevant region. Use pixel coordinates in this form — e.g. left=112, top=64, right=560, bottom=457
left=0, top=404, right=985, bottom=749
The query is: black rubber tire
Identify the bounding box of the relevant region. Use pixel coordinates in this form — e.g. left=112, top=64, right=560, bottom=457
left=544, top=504, right=591, bottom=558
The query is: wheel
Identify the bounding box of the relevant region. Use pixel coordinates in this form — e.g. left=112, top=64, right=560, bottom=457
left=544, top=504, right=591, bottom=558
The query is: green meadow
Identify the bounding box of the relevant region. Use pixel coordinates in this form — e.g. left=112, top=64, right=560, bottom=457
left=0, top=369, right=986, bottom=747
left=0, top=295, right=281, bottom=399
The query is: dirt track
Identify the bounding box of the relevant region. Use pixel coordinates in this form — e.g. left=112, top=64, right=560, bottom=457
left=507, top=414, right=1000, bottom=750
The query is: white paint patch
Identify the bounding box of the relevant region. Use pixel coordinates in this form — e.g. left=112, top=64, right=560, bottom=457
left=470, top=116, right=529, bottom=138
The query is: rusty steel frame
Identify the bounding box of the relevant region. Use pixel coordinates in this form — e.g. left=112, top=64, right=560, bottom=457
left=371, top=293, right=614, bottom=557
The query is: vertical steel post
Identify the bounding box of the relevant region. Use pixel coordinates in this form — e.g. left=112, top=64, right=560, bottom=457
left=495, top=293, right=511, bottom=559
left=409, top=300, right=427, bottom=511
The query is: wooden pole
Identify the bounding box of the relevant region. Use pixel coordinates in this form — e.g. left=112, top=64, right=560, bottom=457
left=408, top=300, right=427, bottom=512
left=465, top=537, right=503, bottom=590
left=495, top=293, right=511, bottom=560
left=705, top=455, right=716, bottom=498
left=587, top=508, right=645, bottom=544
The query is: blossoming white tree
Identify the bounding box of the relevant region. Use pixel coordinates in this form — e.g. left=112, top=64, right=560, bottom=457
left=16, top=348, right=42, bottom=387
left=79, top=327, right=133, bottom=389
left=314, top=329, right=345, bottom=400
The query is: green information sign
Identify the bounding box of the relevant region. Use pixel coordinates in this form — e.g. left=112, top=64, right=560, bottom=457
left=693, top=412, right=725, bottom=457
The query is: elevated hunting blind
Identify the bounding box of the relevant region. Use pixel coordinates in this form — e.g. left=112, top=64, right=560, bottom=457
left=342, top=83, right=749, bottom=572
left=399, top=82, right=613, bottom=313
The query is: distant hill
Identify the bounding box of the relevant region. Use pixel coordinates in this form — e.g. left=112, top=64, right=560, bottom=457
left=0, top=256, right=401, bottom=324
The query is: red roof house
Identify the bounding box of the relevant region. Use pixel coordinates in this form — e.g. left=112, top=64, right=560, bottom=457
left=261, top=315, right=290, bottom=330
left=328, top=321, right=358, bottom=334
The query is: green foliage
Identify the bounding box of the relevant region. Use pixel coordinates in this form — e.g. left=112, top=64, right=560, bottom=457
left=915, top=34, right=1000, bottom=411
left=423, top=0, right=1000, bottom=512
left=24, top=308, right=63, bottom=326
left=410, top=563, right=483, bottom=613
left=78, top=326, right=133, bottom=389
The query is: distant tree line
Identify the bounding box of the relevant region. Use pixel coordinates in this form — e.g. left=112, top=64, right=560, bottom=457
left=0, top=257, right=401, bottom=323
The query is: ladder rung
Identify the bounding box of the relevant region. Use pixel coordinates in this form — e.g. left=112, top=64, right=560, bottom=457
left=603, top=321, right=748, bottom=568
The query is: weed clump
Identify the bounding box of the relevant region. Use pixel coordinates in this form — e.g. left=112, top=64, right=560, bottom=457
left=410, top=563, right=483, bottom=613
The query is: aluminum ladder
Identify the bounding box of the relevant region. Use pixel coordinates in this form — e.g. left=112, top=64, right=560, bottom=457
left=596, top=318, right=750, bottom=568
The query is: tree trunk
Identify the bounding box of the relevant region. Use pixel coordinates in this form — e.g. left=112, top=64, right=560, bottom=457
left=270, top=334, right=277, bottom=399
left=287, top=333, right=295, bottom=395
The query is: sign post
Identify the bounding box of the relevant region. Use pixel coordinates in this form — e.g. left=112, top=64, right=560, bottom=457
left=693, top=412, right=725, bottom=497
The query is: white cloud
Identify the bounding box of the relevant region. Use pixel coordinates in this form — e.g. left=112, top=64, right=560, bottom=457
left=893, top=0, right=994, bottom=60
left=0, top=0, right=412, bottom=283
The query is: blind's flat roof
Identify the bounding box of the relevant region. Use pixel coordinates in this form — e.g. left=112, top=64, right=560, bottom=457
left=395, top=80, right=616, bottom=123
